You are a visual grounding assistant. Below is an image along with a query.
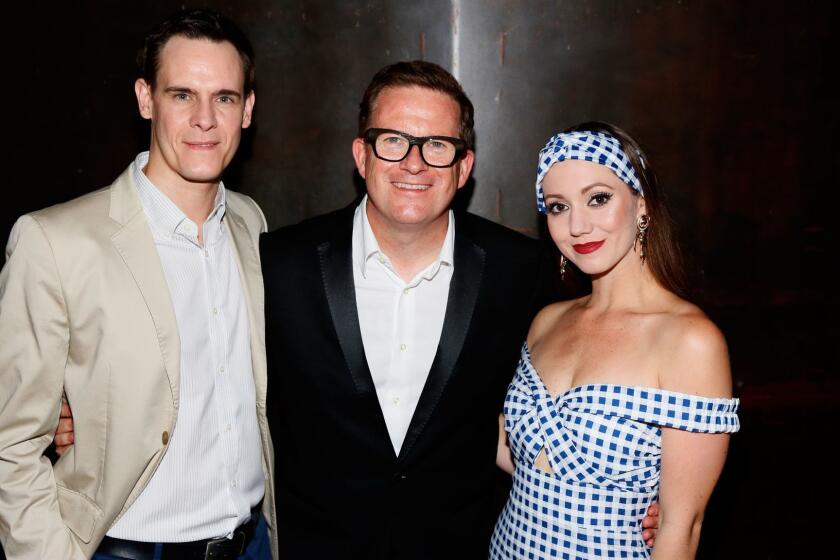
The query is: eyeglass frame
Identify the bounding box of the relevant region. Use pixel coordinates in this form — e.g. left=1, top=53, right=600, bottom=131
left=362, top=128, right=469, bottom=168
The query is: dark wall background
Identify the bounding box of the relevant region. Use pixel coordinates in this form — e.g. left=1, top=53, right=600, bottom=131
left=6, top=1, right=837, bottom=556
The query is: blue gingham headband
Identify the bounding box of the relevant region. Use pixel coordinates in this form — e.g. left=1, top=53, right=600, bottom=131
left=536, top=130, right=643, bottom=214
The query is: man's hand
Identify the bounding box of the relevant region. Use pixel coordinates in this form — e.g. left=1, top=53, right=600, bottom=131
left=641, top=502, right=659, bottom=547
left=53, top=398, right=74, bottom=456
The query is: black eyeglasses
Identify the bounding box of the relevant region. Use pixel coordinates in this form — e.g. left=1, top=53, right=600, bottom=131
left=363, top=128, right=468, bottom=168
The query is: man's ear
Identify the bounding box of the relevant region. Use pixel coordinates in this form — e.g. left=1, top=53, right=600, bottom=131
left=456, top=149, right=475, bottom=189
left=242, top=90, right=255, bottom=128
left=135, top=79, right=153, bottom=120
left=352, top=137, right=368, bottom=180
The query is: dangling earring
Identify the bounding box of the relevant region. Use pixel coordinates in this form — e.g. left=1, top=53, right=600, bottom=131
left=559, top=254, right=567, bottom=280
left=634, top=215, right=650, bottom=264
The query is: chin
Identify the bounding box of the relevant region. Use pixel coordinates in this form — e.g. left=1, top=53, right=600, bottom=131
left=398, top=207, right=444, bottom=225
left=383, top=202, right=428, bottom=222
left=390, top=215, right=428, bottom=227
left=180, top=167, right=225, bottom=185
left=576, top=255, right=631, bottom=278
left=567, top=257, right=609, bottom=276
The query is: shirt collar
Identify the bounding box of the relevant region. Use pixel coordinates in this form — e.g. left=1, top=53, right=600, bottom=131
left=353, top=195, right=455, bottom=282
left=131, top=151, right=226, bottom=244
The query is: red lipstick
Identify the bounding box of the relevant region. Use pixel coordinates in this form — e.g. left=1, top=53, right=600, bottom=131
left=572, top=241, right=605, bottom=254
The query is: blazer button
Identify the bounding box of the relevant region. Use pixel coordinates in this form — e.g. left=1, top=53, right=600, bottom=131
left=162, top=431, right=170, bottom=445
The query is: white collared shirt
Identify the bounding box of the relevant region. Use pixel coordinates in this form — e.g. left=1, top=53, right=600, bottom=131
left=107, top=152, right=264, bottom=541
left=352, top=196, right=455, bottom=453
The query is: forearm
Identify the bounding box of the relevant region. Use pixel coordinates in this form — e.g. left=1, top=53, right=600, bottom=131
left=0, top=382, right=84, bottom=559
left=654, top=420, right=732, bottom=559
left=649, top=517, right=703, bottom=560
left=0, top=439, right=86, bottom=560
left=496, top=414, right=514, bottom=475
left=496, top=446, right=514, bottom=475
left=0, top=215, right=82, bottom=559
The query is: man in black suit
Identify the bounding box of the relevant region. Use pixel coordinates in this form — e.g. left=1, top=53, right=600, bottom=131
left=261, top=61, right=552, bottom=559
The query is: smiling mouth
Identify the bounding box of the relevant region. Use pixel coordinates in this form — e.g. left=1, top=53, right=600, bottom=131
left=185, top=141, right=220, bottom=149
left=393, top=182, right=431, bottom=191
left=572, top=240, right=605, bottom=254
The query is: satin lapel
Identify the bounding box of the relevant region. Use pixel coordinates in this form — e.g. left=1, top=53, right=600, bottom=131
left=109, top=178, right=181, bottom=405
left=317, top=224, right=375, bottom=395
left=398, top=230, right=486, bottom=461
left=226, top=209, right=267, bottom=407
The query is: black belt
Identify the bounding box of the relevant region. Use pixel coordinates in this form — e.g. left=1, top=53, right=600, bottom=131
left=96, top=512, right=260, bottom=560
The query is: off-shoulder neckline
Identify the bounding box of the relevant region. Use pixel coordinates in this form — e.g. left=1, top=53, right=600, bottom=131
left=521, top=342, right=737, bottom=404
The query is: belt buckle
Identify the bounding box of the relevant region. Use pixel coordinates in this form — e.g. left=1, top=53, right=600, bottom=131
left=203, top=531, right=246, bottom=560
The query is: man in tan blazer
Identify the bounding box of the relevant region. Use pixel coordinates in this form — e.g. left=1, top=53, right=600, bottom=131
left=0, top=10, right=276, bottom=560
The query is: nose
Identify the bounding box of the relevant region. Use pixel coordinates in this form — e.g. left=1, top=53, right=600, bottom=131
left=568, top=207, right=591, bottom=237
left=190, top=97, right=217, bottom=131
left=399, top=144, right=428, bottom=174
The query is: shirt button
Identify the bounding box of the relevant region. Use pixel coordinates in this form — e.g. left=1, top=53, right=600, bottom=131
left=378, top=255, right=386, bottom=263
left=231, top=480, right=237, bottom=488
left=161, top=431, right=169, bottom=445
left=204, top=249, right=209, bottom=257
left=403, top=288, right=410, bottom=295
left=212, top=307, right=219, bottom=316
left=400, top=343, right=406, bottom=351
left=219, top=366, right=225, bottom=373
left=226, top=424, right=232, bottom=431
left=392, top=397, right=400, bottom=405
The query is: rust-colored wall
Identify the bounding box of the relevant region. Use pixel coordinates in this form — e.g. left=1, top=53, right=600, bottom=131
left=6, top=2, right=836, bottom=556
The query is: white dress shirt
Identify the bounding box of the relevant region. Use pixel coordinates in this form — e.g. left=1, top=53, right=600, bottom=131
left=107, top=152, right=264, bottom=541
left=352, top=197, right=455, bottom=453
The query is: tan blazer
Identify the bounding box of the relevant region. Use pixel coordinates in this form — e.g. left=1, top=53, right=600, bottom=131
left=0, top=166, right=277, bottom=559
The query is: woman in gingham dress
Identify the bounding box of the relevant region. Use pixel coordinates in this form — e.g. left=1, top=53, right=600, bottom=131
left=490, top=123, right=739, bottom=559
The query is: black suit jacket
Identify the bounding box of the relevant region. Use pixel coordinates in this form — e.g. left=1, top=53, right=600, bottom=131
left=261, top=204, right=553, bottom=559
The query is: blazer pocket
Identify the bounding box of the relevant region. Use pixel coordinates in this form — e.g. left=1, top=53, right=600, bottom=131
left=57, top=484, right=104, bottom=544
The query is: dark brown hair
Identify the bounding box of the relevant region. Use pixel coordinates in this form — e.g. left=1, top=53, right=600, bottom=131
left=357, top=61, right=475, bottom=149
left=137, top=9, right=255, bottom=93
left=564, top=121, right=689, bottom=299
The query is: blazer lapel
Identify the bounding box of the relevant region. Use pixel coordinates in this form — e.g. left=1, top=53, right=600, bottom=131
left=398, top=227, right=486, bottom=461
left=226, top=208, right=267, bottom=407
left=108, top=171, right=181, bottom=404
left=317, top=215, right=375, bottom=395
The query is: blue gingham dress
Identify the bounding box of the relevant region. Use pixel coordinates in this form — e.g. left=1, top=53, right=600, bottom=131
left=489, top=344, right=740, bottom=559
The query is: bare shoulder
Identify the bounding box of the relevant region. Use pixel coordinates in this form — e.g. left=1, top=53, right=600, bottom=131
left=656, top=301, right=733, bottom=398
left=527, top=297, right=582, bottom=347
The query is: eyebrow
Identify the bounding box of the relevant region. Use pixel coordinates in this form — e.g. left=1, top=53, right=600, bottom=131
left=579, top=182, right=615, bottom=194
left=544, top=182, right=616, bottom=200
